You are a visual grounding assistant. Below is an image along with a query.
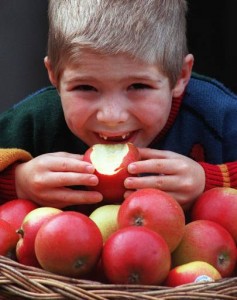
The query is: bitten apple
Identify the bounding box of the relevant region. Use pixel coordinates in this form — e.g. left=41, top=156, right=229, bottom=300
left=165, top=261, right=222, bottom=287
left=35, top=211, right=103, bottom=277
left=0, top=198, right=39, bottom=232
left=0, top=219, right=19, bottom=258
left=191, top=187, right=237, bottom=243
left=118, top=188, right=185, bottom=252
left=16, top=207, right=62, bottom=267
left=101, top=226, right=171, bottom=285
left=83, top=143, right=140, bottom=203
left=172, top=220, right=237, bottom=278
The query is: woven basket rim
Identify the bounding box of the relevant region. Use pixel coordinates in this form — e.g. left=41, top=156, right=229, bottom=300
left=0, top=255, right=237, bottom=300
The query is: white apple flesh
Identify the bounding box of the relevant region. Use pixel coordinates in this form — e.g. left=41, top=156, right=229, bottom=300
left=83, top=143, right=140, bottom=203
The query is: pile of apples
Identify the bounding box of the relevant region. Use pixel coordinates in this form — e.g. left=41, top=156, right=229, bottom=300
left=0, top=143, right=236, bottom=287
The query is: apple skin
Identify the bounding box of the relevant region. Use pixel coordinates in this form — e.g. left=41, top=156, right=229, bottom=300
left=165, top=261, right=222, bottom=287
left=191, top=187, right=237, bottom=243
left=34, top=211, right=103, bottom=277
left=16, top=207, right=62, bottom=267
left=83, top=143, right=140, bottom=203
left=101, top=226, right=171, bottom=285
left=0, top=219, right=19, bottom=258
left=172, top=220, right=237, bottom=278
left=117, top=188, right=185, bottom=252
left=0, top=199, right=39, bottom=232
left=89, top=204, right=120, bottom=243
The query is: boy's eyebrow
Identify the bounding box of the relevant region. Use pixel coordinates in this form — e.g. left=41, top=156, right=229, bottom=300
left=64, top=75, right=97, bottom=85
left=125, top=75, right=163, bottom=82
left=65, top=74, right=163, bottom=84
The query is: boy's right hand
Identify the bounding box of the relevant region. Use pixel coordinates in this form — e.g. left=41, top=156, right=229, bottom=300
left=15, top=152, right=103, bottom=208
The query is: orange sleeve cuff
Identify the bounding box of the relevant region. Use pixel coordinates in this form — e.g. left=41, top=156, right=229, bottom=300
left=199, top=161, right=237, bottom=191
left=0, top=148, right=32, bottom=171
left=0, top=149, right=32, bottom=203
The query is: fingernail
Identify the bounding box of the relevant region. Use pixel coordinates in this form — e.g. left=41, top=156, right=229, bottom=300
left=86, top=165, right=95, bottom=173
left=128, top=163, right=136, bottom=173
left=95, top=195, right=103, bottom=202
left=124, top=177, right=132, bottom=186
left=89, top=176, right=98, bottom=185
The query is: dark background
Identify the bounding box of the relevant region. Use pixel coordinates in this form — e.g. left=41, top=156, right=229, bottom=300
left=0, top=0, right=237, bottom=113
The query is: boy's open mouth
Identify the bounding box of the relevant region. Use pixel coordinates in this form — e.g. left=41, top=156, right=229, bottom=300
left=98, top=132, right=133, bottom=143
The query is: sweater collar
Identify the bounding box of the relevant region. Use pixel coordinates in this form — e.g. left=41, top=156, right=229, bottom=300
left=149, top=93, right=183, bottom=147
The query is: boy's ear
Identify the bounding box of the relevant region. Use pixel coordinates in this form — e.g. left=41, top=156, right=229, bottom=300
left=44, top=56, right=58, bottom=87
left=173, top=54, right=194, bottom=97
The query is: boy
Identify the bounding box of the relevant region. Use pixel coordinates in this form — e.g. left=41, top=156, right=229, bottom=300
left=0, top=0, right=237, bottom=211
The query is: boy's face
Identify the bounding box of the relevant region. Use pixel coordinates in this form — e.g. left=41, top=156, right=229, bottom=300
left=56, top=52, right=183, bottom=148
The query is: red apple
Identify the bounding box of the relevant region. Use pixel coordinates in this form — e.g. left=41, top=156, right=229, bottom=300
left=16, top=207, right=62, bottom=267
left=34, top=211, right=103, bottom=277
left=0, top=198, right=39, bottom=232
left=165, top=261, right=222, bottom=287
left=172, top=220, right=237, bottom=278
left=83, top=143, right=140, bottom=203
left=191, top=187, right=237, bottom=243
left=117, top=188, right=185, bottom=252
left=101, top=226, right=171, bottom=285
left=0, top=219, right=19, bottom=258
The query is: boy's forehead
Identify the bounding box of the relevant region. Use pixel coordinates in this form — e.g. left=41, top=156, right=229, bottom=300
left=67, top=50, right=160, bottom=72
left=69, top=49, right=136, bottom=65
left=62, top=53, right=166, bottom=84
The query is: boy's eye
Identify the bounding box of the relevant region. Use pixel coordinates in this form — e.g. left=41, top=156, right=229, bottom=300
left=129, top=83, right=151, bottom=90
left=74, top=85, right=97, bottom=91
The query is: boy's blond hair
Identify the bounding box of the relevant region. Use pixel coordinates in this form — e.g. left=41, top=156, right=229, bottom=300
left=47, top=0, right=188, bottom=87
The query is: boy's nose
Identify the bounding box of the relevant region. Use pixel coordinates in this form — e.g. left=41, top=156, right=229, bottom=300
left=96, top=99, right=129, bottom=126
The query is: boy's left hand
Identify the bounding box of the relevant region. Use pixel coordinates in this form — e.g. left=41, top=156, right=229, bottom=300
left=124, top=147, right=206, bottom=210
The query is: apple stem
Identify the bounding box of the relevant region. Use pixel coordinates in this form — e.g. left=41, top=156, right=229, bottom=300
left=75, top=258, right=86, bottom=269
left=16, top=228, right=24, bottom=238
left=128, top=272, right=140, bottom=284
left=218, top=254, right=226, bottom=266
left=134, top=216, right=144, bottom=226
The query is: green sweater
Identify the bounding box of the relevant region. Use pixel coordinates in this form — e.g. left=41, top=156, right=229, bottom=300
left=0, top=87, right=88, bottom=156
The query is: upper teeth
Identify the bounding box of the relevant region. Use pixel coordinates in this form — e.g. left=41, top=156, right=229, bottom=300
left=122, top=133, right=129, bottom=139
left=100, top=134, right=107, bottom=140
left=99, top=133, right=129, bottom=140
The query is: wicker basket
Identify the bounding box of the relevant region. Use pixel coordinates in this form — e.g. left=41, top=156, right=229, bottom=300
left=0, top=255, right=237, bottom=300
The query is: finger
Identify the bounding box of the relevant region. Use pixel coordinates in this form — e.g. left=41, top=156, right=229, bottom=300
left=124, top=190, right=136, bottom=198
left=37, top=156, right=95, bottom=173
left=124, top=174, right=180, bottom=192
left=48, top=152, right=84, bottom=160
left=32, top=172, right=99, bottom=189
left=128, top=158, right=182, bottom=175
left=35, top=188, right=103, bottom=208
left=58, top=172, right=99, bottom=187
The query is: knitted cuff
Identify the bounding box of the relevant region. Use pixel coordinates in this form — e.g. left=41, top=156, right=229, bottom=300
left=0, top=148, right=32, bottom=204
left=0, top=148, right=32, bottom=171
left=225, top=162, right=237, bottom=187
left=199, top=161, right=237, bottom=191
left=0, top=163, right=19, bottom=203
